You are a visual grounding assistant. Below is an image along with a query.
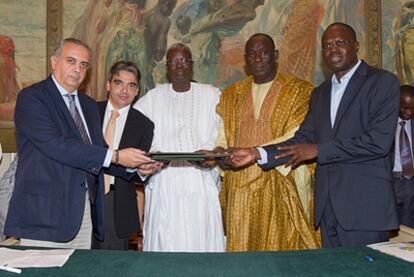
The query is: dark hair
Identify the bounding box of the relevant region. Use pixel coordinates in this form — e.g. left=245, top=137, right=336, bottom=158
left=324, top=22, right=357, bottom=41
left=245, top=33, right=276, bottom=51
left=108, top=60, right=141, bottom=82
left=401, top=85, right=414, bottom=97
left=54, top=38, right=91, bottom=57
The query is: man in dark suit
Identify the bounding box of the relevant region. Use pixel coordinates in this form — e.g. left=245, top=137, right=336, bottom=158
left=393, top=85, right=414, bottom=228
left=93, top=61, right=158, bottom=250
left=4, top=38, right=155, bottom=249
left=228, top=22, right=400, bottom=247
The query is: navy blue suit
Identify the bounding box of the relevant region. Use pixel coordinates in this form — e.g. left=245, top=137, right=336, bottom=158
left=262, top=61, right=400, bottom=245
left=4, top=76, right=127, bottom=242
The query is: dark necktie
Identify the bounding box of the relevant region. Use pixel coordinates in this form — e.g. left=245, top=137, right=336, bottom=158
left=66, top=94, right=97, bottom=203
left=67, top=94, right=91, bottom=144
left=399, top=121, right=414, bottom=179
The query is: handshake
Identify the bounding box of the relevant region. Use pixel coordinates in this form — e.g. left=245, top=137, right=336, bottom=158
left=191, top=147, right=262, bottom=170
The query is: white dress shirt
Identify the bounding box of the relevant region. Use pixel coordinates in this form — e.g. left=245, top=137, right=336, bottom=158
left=330, top=60, right=361, bottom=127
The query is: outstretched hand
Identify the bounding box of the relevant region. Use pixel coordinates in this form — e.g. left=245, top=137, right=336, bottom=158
left=227, top=147, right=260, bottom=169
left=137, top=161, right=164, bottom=176
left=276, top=144, right=317, bottom=168
left=117, top=148, right=154, bottom=168
left=190, top=148, right=225, bottom=169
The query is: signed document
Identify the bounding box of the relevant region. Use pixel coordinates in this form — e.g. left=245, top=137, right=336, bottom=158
left=147, top=152, right=230, bottom=161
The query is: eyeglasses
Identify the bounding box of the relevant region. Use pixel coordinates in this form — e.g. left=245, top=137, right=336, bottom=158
left=245, top=49, right=272, bottom=61
left=167, top=57, right=193, bottom=66
left=64, top=57, right=90, bottom=70
left=322, top=39, right=349, bottom=50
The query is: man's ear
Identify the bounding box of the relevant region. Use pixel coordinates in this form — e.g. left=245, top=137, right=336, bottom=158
left=106, top=80, right=111, bottom=92
left=51, top=56, right=58, bottom=71
left=274, top=50, right=279, bottom=62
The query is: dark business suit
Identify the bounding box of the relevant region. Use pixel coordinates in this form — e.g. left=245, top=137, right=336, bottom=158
left=4, top=76, right=128, bottom=243
left=92, top=101, right=154, bottom=249
left=393, top=118, right=414, bottom=228
left=262, top=61, right=400, bottom=246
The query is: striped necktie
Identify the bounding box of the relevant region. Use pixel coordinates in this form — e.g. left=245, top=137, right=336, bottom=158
left=66, top=94, right=91, bottom=144
left=400, top=121, right=414, bottom=179
left=66, top=94, right=97, bottom=203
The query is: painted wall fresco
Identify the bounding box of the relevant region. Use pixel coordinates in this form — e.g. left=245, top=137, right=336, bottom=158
left=62, top=0, right=366, bottom=101
left=0, top=0, right=368, bottom=124
left=383, top=0, right=414, bottom=86
left=0, top=0, right=46, bottom=123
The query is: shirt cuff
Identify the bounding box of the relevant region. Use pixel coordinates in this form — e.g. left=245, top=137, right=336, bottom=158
left=137, top=171, right=148, bottom=181
left=257, top=147, right=268, bottom=165
left=103, top=149, right=113, bottom=168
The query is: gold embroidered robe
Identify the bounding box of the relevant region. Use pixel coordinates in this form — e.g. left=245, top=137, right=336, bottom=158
left=217, top=74, right=321, bottom=251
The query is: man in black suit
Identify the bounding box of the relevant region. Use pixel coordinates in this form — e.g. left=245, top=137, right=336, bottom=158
left=393, top=85, right=414, bottom=228
left=228, top=22, right=400, bottom=247
left=5, top=38, right=154, bottom=249
left=93, top=61, right=161, bottom=250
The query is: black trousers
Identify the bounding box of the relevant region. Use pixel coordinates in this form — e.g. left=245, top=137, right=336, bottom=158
left=91, top=191, right=129, bottom=250
left=320, top=195, right=387, bottom=248
left=393, top=176, right=414, bottom=228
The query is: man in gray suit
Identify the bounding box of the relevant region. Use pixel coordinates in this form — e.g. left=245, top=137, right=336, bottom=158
left=227, top=22, right=400, bottom=247
left=393, top=85, right=414, bottom=228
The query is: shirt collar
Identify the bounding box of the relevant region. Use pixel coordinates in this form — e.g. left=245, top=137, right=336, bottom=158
left=331, top=60, right=361, bottom=85
left=399, top=117, right=411, bottom=124
left=106, top=100, right=130, bottom=116
left=51, top=74, right=78, bottom=97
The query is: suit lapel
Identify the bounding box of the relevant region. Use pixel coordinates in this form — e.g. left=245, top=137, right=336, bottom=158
left=315, top=80, right=335, bottom=140
left=333, top=61, right=367, bottom=134
left=98, top=101, right=107, bottom=125
left=46, top=76, right=83, bottom=140
left=119, top=106, right=136, bottom=149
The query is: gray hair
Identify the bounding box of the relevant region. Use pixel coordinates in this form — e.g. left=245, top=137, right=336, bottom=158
left=54, top=38, right=92, bottom=57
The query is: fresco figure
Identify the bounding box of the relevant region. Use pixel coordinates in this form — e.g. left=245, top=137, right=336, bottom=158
left=394, top=1, right=414, bottom=85
left=72, top=0, right=123, bottom=100
left=0, top=35, right=19, bottom=104
left=177, top=0, right=265, bottom=85
left=143, top=0, right=177, bottom=90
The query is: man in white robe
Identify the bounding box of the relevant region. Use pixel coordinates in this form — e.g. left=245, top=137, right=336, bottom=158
left=134, top=43, right=225, bottom=252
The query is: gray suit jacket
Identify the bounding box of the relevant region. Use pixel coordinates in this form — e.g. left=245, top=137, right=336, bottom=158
left=263, top=61, right=400, bottom=231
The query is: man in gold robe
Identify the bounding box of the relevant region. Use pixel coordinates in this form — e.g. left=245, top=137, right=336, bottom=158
left=214, top=33, right=320, bottom=251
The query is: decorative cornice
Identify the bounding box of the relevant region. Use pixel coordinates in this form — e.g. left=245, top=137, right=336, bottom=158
left=365, top=0, right=382, bottom=68
left=46, top=0, right=62, bottom=74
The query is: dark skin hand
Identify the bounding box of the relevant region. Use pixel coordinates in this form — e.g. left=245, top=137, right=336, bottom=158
left=227, top=147, right=260, bottom=169
left=189, top=147, right=231, bottom=169
left=276, top=144, right=317, bottom=168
